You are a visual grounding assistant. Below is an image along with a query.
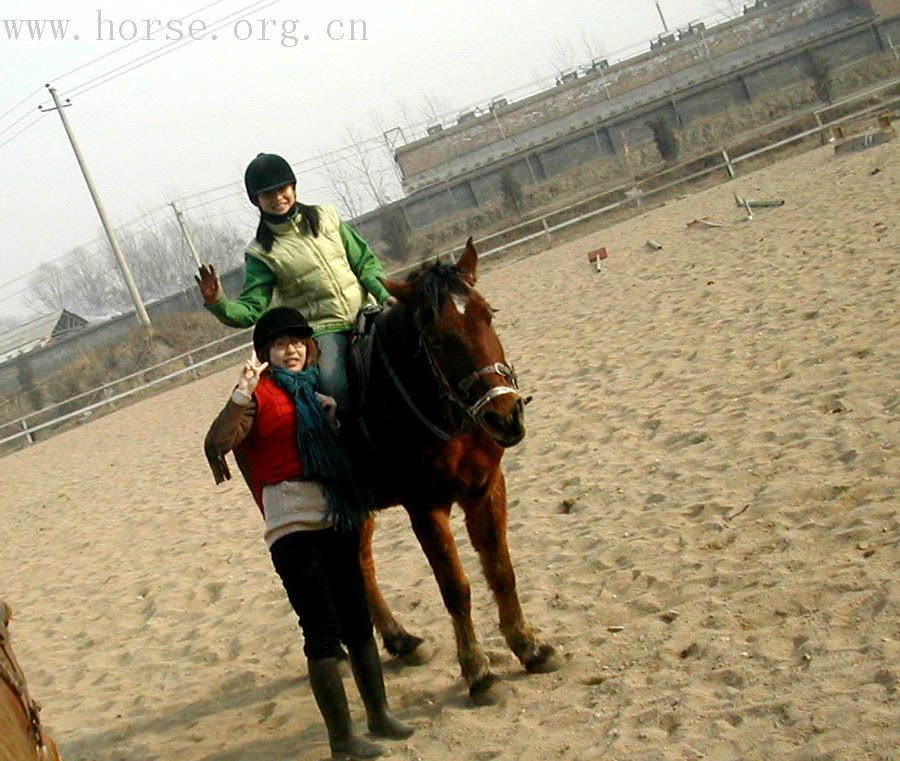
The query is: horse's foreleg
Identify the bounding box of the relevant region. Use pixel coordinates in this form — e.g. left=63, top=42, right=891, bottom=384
left=358, top=515, right=426, bottom=659
left=407, top=505, right=502, bottom=703
left=461, top=472, right=561, bottom=674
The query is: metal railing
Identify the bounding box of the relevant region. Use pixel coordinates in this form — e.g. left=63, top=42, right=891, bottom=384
left=0, top=329, right=252, bottom=447
left=2, top=82, right=898, bottom=451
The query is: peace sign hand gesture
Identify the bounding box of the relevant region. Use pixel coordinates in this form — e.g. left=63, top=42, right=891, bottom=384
left=236, top=351, right=269, bottom=397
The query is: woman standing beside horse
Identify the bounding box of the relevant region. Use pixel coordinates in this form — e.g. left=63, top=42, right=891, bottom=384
left=205, top=307, right=413, bottom=759
left=195, top=152, right=395, bottom=410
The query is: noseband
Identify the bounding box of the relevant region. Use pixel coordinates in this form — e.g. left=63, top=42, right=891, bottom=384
left=419, top=333, right=521, bottom=423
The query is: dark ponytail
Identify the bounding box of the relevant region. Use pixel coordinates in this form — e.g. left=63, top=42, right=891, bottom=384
left=297, top=203, right=320, bottom=237
left=254, top=202, right=321, bottom=253
left=254, top=216, right=276, bottom=253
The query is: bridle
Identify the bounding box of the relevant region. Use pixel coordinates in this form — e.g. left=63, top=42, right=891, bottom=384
left=372, top=314, right=524, bottom=442
left=0, top=603, right=53, bottom=761
left=418, top=332, right=521, bottom=422
left=369, top=276, right=526, bottom=441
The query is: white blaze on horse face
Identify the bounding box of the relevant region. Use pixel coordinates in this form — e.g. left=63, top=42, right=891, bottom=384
left=451, top=291, right=469, bottom=316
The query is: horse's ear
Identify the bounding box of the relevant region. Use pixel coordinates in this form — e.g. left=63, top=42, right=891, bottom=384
left=457, top=237, right=478, bottom=284
left=382, top=277, right=416, bottom=304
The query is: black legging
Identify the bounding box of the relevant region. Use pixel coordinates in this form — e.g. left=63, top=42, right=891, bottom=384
left=269, top=527, right=373, bottom=659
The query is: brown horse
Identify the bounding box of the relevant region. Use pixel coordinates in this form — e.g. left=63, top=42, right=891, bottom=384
left=354, top=239, right=561, bottom=704
left=0, top=602, right=62, bottom=761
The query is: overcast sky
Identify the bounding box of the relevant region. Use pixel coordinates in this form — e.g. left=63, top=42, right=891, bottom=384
left=0, top=0, right=727, bottom=319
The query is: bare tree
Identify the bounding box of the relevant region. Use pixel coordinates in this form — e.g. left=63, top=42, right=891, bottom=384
left=579, top=30, right=606, bottom=63
left=393, top=99, right=418, bottom=133
left=188, top=217, right=247, bottom=271
left=25, top=215, right=247, bottom=317
left=320, top=149, right=367, bottom=218
left=27, top=261, right=77, bottom=314
left=70, top=242, right=128, bottom=313
left=420, top=93, right=452, bottom=126
left=341, top=125, right=395, bottom=208
left=550, top=34, right=577, bottom=75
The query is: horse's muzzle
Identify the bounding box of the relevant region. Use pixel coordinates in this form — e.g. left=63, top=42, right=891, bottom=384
left=480, top=397, right=526, bottom=447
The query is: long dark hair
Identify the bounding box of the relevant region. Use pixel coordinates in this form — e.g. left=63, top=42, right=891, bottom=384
left=255, top=202, right=321, bottom=253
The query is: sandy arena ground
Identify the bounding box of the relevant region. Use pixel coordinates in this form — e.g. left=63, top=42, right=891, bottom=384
left=1, top=140, right=898, bottom=761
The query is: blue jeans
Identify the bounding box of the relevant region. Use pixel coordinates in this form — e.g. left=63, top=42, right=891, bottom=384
left=315, top=331, right=351, bottom=410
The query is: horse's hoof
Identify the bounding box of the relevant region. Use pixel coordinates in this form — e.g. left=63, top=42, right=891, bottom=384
left=384, top=632, right=425, bottom=659
left=469, top=673, right=511, bottom=706
left=524, top=644, right=563, bottom=674
left=400, top=641, right=435, bottom=667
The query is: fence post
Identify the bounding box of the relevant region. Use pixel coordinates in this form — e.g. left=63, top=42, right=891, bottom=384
left=187, top=353, right=200, bottom=380
left=722, top=149, right=736, bottom=178
left=541, top=217, right=553, bottom=242
left=20, top=419, right=34, bottom=445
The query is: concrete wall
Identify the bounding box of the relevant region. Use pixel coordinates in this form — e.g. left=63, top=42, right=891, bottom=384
left=396, top=0, right=854, bottom=187
left=340, top=5, right=894, bottom=240
left=389, top=15, right=891, bottom=228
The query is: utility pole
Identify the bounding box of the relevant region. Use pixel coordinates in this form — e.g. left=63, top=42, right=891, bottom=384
left=40, top=84, right=151, bottom=329
left=170, top=201, right=203, bottom=267
left=655, top=1, right=670, bottom=33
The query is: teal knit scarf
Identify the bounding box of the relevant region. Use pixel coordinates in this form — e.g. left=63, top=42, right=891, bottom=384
left=270, top=365, right=373, bottom=530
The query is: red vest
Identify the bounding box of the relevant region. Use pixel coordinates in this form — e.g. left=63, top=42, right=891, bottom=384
left=237, top=375, right=304, bottom=511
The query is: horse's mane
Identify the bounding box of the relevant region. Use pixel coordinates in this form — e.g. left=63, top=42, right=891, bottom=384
left=405, top=261, right=469, bottom=320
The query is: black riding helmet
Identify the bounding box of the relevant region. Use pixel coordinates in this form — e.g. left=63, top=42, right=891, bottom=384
left=253, top=307, right=313, bottom=358
left=244, top=153, right=296, bottom=205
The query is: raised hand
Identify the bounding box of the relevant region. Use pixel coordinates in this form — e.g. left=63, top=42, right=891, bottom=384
left=195, top=263, right=224, bottom=304
left=236, top=351, right=269, bottom=396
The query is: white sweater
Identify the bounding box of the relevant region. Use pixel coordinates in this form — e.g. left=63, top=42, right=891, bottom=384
left=261, top=479, right=333, bottom=548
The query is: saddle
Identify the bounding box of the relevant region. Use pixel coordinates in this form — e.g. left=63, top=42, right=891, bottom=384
left=0, top=601, right=62, bottom=761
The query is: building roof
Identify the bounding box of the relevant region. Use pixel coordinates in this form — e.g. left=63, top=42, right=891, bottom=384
left=0, top=309, right=88, bottom=362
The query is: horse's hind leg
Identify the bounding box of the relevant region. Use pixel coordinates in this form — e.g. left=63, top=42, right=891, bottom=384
left=358, top=515, right=426, bottom=660
left=407, top=504, right=505, bottom=704
left=460, top=471, right=562, bottom=674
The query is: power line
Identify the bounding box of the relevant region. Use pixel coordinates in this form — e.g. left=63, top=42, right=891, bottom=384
left=51, top=0, right=229, bottom=85
left=173, top=133, right=390, bottom=207
left=0, top=115, right=44, bottom=150
left=0, top=107, right=41, bottom=138
left=1, top=3, right=279, bottom=157
left=180, top=187, right=247, bottom=213
left=0, top=85, right=43, bottom=125
left=59, top=0, right=280, bottom=101
left=0, top=1, right=229, bottom=131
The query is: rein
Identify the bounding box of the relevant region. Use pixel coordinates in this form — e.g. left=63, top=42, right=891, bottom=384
left=0, top=603, right=52, bottom=761
left=373, top=328, right=453, bottom=442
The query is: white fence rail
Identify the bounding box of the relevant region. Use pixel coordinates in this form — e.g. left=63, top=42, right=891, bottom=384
left=3, top=80, right=899, bottom=450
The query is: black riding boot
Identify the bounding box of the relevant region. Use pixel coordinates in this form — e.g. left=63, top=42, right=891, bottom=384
left=307, top=657, right=386, bottom=759
left=348, top=638, right=415, bottom=739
